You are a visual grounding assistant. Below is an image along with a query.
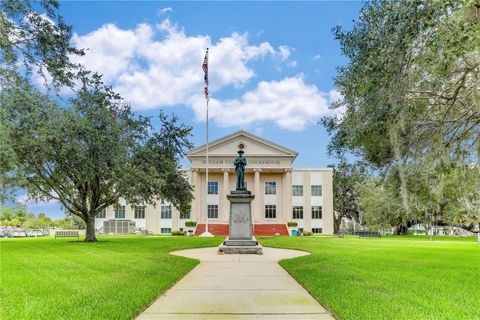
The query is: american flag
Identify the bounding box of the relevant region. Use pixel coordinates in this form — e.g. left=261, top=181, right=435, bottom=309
left=202, top=48, right=209, bottom=98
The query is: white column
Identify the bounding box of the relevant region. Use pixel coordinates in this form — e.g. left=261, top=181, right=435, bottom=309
left=253, top=169, right=261, bottom=222
left=284, top=169, right=292, bottom=222
left=282, top=171, right=287, bottom=223
left=222, top=168, right=230, bottom=223
left=172, top=206, right=180, bottom=231
left=191, top=169, right=199, bottom=222
left=323, top=170, right=334, bottom=234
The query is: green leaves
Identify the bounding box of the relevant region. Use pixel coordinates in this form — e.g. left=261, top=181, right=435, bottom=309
left=0, top=0, right=84, bottom=87
left=1, top=76, right=193, bottom=239
left=326, top=0, right=480, bottom=231
left=330, top=161, right=369, bottom=230
left=0, top=1, right=194, bottom=241
left=328, top=0, right=480, bottom=165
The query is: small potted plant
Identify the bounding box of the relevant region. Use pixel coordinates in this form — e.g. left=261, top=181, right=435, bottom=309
left=287, top=221, right=298, bottom=236
left=185, top=221, right=197, bottom=235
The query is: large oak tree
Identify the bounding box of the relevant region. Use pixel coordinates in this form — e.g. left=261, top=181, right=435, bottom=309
left=1, top=1, right=193, bottom=241
left=329, top=161, right=369, bottom=231
left=324, top=0, right=480, bottom=232
left=327, top=0, right=479, bottom=165
left=1, top=76, right=193, bottom=241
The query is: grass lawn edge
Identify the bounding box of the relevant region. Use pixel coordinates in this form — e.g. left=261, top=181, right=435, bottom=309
left=1, top=236, right=225, bottom=320
left=132, top=253, right=202, bottom=319
left=257, top=238, right=339, bottom=319
left=257, top=236, right=480, bottom=320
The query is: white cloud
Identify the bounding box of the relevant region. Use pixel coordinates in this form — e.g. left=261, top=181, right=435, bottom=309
left=158, top=7, right=173, bottom=15
left=328, top=89, right=342, bottom=103
left=16, top=193, right=59, bottom=208
left=189, top=75, right=334, bottom=131
left=287, top=60, right=298, bottom=67
left=71, top=18, right=333, bottom=131
left=327, top=89, right=346, bottom=119
left=277, top=45, right=297, bottom=67
left=16, top=194, right=29, bottom=203
left=72, top=23, right=153, bottom=82
left=254, top=127, right=264, bottom=135
left=313, top=54, right=321, bottom=60
left=72, top=19, right=282, bottom=109
left=278, top=45, right=292, bottom=61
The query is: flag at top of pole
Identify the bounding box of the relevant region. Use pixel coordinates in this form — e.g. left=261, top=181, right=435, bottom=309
left=202, top=48, right=209, bottom=100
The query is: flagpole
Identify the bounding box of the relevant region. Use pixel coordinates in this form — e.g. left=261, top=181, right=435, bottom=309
left=205, top=97, right=209, bottom=235
left=200, top=48, right=213, bottom=237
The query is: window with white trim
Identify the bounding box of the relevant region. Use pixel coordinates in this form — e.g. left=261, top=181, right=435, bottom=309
left=265, top=205, right=276, bottom=219
left=312, top=206, right=322, bottom=219
left=293, top=206, right=303, bottom=219
left=265, top=181, right=276, bottom=195
left=311, top=185, right=322, bottom=196
left=312, top=228, right=323, bottom=234
left=160, top=228, right=171, bottom=234
left=292, top=185, right=303, bottom=196
left=134, top=206, right=145, bottom=219
left=161, top=205, right=172, bottom=219
left=96, top=209, right=106, bottom=219
left=114, top=206, right=125, bottom=219
left=208, top=181, right=219, bottom=194
left=207, top=205, right=218, bottom=219
left=180, top=211, right=190, bottom=219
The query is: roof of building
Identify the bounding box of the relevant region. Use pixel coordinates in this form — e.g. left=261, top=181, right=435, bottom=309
left=186, top=130, right=299, bottom=159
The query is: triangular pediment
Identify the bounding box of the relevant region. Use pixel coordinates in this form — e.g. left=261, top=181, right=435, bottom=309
left=187, top=130, right=298, bottom=159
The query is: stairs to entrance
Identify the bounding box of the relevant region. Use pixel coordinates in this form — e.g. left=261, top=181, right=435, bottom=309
left=253, top=224, right=289, bottom=236
left=194, top=224, right=229, bottom=236
left=194, top=224, right=289, bottom=236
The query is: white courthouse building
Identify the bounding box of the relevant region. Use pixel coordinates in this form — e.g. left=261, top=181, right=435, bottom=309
left=97, top=131, right=334, bottom=236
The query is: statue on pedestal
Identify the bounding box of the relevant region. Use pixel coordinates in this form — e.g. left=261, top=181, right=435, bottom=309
left=218, top=148, right=261, bottom=254
left=234, top=150, right=247, bottom=191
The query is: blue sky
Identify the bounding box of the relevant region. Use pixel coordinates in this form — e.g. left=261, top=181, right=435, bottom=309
left=18, top=1, right=362, bottom=219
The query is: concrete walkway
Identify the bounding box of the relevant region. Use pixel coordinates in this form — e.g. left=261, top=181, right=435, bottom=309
left=137, top=247, right=334, bottom=320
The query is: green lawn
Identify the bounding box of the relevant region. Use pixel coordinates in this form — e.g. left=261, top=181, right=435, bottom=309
left=2, top=235, right=478, bottom=320
left=1, top=236, right=223, bottom=320
left=258, top=236, right=480, bottom=320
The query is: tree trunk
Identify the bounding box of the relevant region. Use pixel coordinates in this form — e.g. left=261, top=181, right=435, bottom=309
left=334, top=214, right=342, bottom=233
left=478, top=223, right=480, bottom=244
left=85, top=218, right=97, bottom=242
left=393, top=224, right=407, bottom=235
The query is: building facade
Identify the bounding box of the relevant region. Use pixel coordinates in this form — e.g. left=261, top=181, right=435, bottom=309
left=96, top=131, right=334, bottom=236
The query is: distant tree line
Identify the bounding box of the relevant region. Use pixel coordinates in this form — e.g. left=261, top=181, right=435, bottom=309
left=0, top=204, right=85, bottom=229
left=325, top=0, right=480, bottom=234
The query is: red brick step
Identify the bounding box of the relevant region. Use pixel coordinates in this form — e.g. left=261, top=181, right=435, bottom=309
left=194, top=224, right=229, bottom=236
left=253, top=224, right=289, bottom=236
left=194, top=224, right=289, bottom=236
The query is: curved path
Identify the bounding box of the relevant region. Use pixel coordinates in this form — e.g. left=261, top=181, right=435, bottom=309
left=137, top=247, right=334, bottom=320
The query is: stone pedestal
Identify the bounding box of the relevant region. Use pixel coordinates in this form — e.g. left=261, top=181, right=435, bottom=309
left=218, top=191, right=263, bottom=254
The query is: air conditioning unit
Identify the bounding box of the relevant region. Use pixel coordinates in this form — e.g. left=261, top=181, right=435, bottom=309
left=103, top=220, right=136, bottom=234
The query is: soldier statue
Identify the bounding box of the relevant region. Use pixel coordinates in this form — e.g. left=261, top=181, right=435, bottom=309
left=234, top=150, right=247, bottom=191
